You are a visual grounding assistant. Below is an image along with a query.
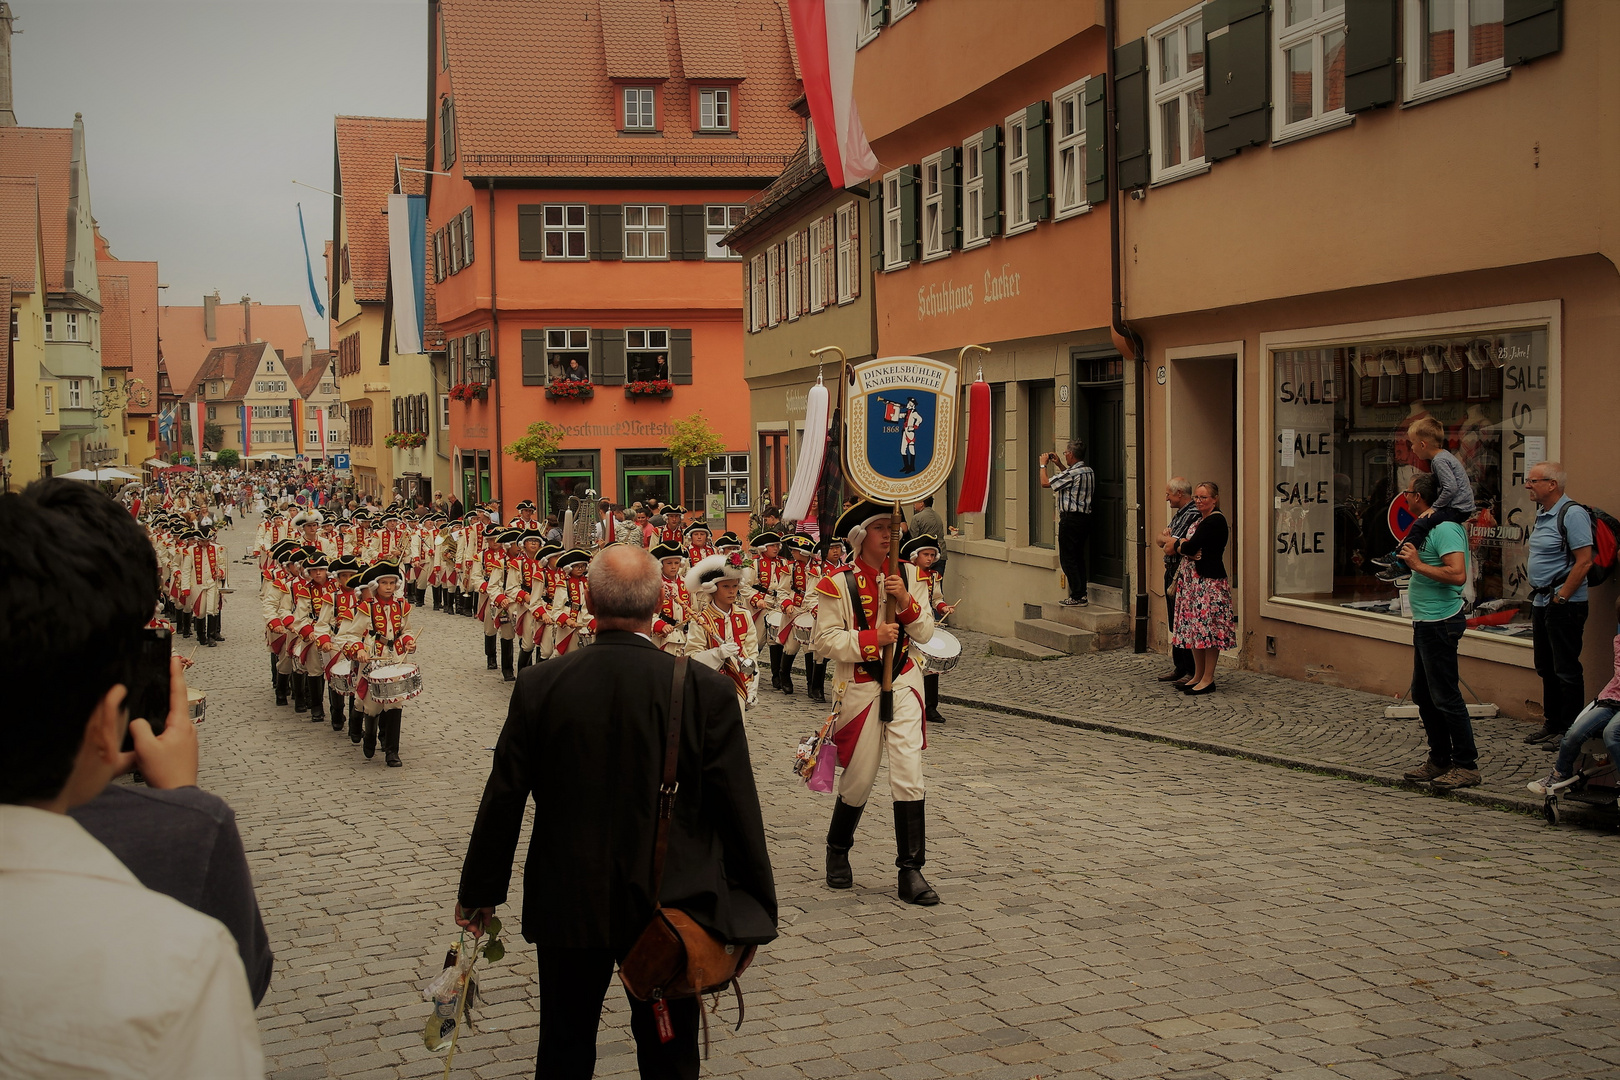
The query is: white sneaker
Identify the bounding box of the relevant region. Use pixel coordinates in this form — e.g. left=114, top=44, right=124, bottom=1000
left=1527, top=770, right=1576, bottom=796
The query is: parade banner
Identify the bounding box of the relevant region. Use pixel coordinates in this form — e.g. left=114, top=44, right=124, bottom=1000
left=842, top=356, right=958, bottom=505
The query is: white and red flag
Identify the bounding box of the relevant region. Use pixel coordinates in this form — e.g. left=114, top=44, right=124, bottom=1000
left=787, top=0, right=879, bottom=188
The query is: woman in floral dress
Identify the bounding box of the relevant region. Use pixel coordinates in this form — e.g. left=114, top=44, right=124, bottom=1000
left=1168, top=482, right=1235, bottom=695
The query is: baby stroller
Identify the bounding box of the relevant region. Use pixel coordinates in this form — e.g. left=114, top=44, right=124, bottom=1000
left=1542, top=738, right=1617, bottom=825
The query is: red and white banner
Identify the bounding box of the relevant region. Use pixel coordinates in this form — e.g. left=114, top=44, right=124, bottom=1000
left=316, top=403, right=327, bottom=459
left=955, top=379, right=992, bottom=516
left=787, top=0, right=879, bottom=189
left=189, top=400, right=204, bottom=462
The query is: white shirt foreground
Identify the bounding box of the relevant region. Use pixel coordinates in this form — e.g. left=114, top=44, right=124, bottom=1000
left=0, top=804, right=265, bottom=1079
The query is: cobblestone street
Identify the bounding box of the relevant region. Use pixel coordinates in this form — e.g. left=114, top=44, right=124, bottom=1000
left=186, top=537, right=1620, bottom=1080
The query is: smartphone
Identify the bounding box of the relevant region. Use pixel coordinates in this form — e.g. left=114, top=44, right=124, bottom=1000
left=122, top=627, right=171, bottom=751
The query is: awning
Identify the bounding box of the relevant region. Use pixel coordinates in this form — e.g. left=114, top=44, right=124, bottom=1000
left=143, top=457, right=170, bottom=468
left=58, top=467, right=140, bottom=481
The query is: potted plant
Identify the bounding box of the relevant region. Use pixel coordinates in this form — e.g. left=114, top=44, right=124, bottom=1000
left=625, top=378, right=674, bottom=399
left=545, top=379, right=594, bottom=402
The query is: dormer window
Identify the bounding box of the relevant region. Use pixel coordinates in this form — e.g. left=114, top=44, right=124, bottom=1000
left=697, top=87, right=731, bottom=132
left=623, top=86, right=657, bottom=131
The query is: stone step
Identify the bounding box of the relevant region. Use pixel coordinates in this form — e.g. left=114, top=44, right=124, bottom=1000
left=1040, top=602, right=1130, bottom=634
left=1086, top=583, right=1125, bottom=611
left=988, top=636, right=1067, bottom=661
left=1014, top=618, right=1095, bottom=654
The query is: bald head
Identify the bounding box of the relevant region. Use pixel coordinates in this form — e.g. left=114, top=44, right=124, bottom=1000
left=588, top=545, right=662, bottom=629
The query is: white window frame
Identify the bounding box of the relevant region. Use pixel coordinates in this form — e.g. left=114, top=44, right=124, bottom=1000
left=961, top=138, right=986, bottom=249
left=859, top=0, right=885, bottom=46
left=67, top=378, right=82, bottom=408
left=705, top=205, right=744, bottom=259
left=623, top=86, right=656, bottom=131
left=43, top=312, right=52, bottom=340
left=881, top=169, right=907, bottom=271
left=1402, top=0, right=1507, bottom=106
left=806, top=118, right=820, bottom=168
left=1148, top=5, right=1208, bottom=186
left=809, top=218, right=826, bottom=312
left=921, top=151, right=946, bottom=260
left=836, top=204, right=858, bottom=303
left=460, top=207, right=474, bottom=266
left=545, top=328, right=591, bottom=385
left=623, top=204, right=668, bottom=260
left=698, top=88, right=731, bottom=132
left=1053, top=78, right=1091, bottom=220
left=766, top=245, right=782, bottom=326
left=890, top=0, right=917, bottom=23
left=43, top=385, right=53, bottom=413
left=64, top=312, right=80, bottom=341
left=749, top=254, right=766, bottom=331
left=543, top=204, right=588, bottom=260
left=786, top=232, right=802, bottom=320
left=1273, top=0, right=1351, bottom=143
left=439, top=393, right=451, bottom=428
left=1003, top=112, right=1033, bottom=236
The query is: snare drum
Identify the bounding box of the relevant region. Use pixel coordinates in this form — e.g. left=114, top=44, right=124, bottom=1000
left=186, top=687, right=207, bottom=724
left=364, top=661, right=423, bottom=705
left=764, top=611, right=785, bottom=633
left=915, top=628, right=962, bottom=675
left=793, top=611, right=816, bottom=643
left=327, top=656, right=360, bottom=696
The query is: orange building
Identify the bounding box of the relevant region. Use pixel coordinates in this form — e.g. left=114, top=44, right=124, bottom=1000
left=427, top=0, right=802, bottom=526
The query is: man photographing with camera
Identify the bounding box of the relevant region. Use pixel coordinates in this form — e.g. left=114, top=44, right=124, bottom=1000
left=0, top=479, right=264, bottom=1078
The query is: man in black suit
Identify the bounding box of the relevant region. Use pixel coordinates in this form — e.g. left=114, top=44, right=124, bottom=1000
left=455, top=544, right=776, bottom=1079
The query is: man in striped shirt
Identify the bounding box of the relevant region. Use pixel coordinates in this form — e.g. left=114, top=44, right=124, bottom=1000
left=1040, top=440, right=1095, bottom=607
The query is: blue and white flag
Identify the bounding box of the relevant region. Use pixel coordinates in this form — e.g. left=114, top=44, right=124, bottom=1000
left=388, top=193, right=427, bottom=355
left=297, top=203, right=326, bottom=319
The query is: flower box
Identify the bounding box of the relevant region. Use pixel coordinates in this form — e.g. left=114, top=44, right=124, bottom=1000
left=625, top=379, right=674, bottom=399
left=383, top=431, right=428, bottom=450
left=448, top=382, right=488, bottom=402
left=545, top=380, right=595, bottom=401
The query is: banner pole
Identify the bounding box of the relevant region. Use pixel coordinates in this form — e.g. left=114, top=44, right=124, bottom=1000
left=879, top=498, right=901, bottom=724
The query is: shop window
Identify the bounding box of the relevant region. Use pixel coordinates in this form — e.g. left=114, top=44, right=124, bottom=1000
left=621, top=451, right=675, bottom=508
left=544, top=205, right=588, bottom=260
left=1275, top=0, right=1347, bottom=141
left=1405, top=0, right=1505, bottom=104
left=623, top=205, right=668, bottom=259
left=542, top=453, right=598, bottom=521
left=708, top=453, right=752, bottom=517
left=626, top=328, right=670, bottom=382
left=546, top=328, right=591, bottom=384
left=1270, top=325, right=1547, bottom=641
left=1149, top=6, right=1206, bottom=184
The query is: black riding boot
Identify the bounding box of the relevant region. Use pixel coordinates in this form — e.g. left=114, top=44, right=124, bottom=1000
left=463, top=593, right=477, bottom=618
left=431, top=586, right=443, bottom=611
left=178, top=612, right=192, bottom=638
left=500, top=637, right=515, bottom=682
left=925, top=674, right=944, bottom=725
left=768, top=644, right=783, bottom=690
left=209, top=614, right=225, bottom=643
left=270, top=653, right=279, bottom=691
left=804, top=653, right=817, bottom=700
left=894, top=800, right=940, bottom=906
left=825, top=797, right=864, bottom=889
left=779, top=650, right=795, bottom=695
left=274, top=672, right=290, bottom=706
left=308, top=679, right=326, bottom=723
left=362, top=711, right=378, bottom=758
left=193, top=615, right=209, bottom=647
left=348, top=700, right=362, bottom=743
left=383, top=709, right=403, bottom=767
left=814, top=660, right=829, bottom=703
left=484, top=634, right=498, bottom=671
left=517, top=647, right=533, bottom=674
left=292, top=672, right=309, bottom=713
left=329, top=689, right=345, bottom=731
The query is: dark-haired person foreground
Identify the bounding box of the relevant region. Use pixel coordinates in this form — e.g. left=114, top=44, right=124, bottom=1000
left=455, top=545, right=776, bottom=1079
left=0, top=479, right=264, bottom=1078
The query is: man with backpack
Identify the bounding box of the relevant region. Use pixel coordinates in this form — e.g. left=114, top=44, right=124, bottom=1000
left=1523, top=462, right=1595, bottom=746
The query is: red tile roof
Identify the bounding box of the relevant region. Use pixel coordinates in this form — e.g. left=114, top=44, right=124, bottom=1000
left=293, top=352, right=332, bottom=399
left=599, top=0, right=671, bottom=79
left=335, top=115, right=427, bottom=304
left=440, top=0, right=802, bottom=179
left=160, top=300, right=310, bottom=395
left=99, top=273, right=132, bottom=370
left=0, top=175, right=40, bottom=292
left=0, top=129, right=71, bottom=291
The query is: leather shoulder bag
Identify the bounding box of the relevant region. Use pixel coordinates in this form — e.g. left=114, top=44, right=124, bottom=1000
left=618, top=655, right=757, bottom=1054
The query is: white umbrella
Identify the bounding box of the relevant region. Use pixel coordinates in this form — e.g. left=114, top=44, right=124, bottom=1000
left=58, top=467, right=140, bottom=482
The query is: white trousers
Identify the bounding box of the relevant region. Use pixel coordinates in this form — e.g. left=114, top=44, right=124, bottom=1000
left=836, top=683, right=925, bottom=807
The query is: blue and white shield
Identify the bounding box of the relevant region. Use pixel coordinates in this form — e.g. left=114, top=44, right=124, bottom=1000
left=843, top=356, right=959, bottom=504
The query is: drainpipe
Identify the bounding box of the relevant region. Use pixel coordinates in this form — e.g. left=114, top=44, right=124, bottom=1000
left=488, top=178, right=504, bottom=508
left=1105, top=0, right=1150, bottom=654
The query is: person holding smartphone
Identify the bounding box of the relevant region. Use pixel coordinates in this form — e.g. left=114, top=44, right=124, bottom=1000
left=0, top=479, right=264, bottom=1078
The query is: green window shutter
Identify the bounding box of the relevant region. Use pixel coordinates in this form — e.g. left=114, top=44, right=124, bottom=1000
left=1505, top=0, right=1561, bottom=66
left=1084, top=77, right=1108, bottom=204
left=670, top=328, right=693, bottom=385
left=588, top=206, right=624, bottom=260
left=591, top=328, right=626, bottom=385
left=980, top=125, right=1002, bottom=238
left=898, top=166, right=920, bottom=263
left=869, top=184, right=884, bottom=273
left=672, top=205, right=706, bottom=260
left=520, top=329, right=546, bottom=385
left=1024, top=100, right=1051, bottom=221
left=938, top=147, right=959, bottom=249
left=1113, top=38, right=1149, bottom=189
left=1343, top=0, right=1400, bottom=113
left=517, top=206, right=544, bottom=260
left=1203, top=0, right=1269, bottom=161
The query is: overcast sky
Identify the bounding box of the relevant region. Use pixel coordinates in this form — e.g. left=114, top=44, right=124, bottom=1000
left=12, top=0, right=427, bottom=346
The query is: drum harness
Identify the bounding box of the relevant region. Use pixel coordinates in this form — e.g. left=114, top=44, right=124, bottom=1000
left=843, top=568, right=909, bottom=716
